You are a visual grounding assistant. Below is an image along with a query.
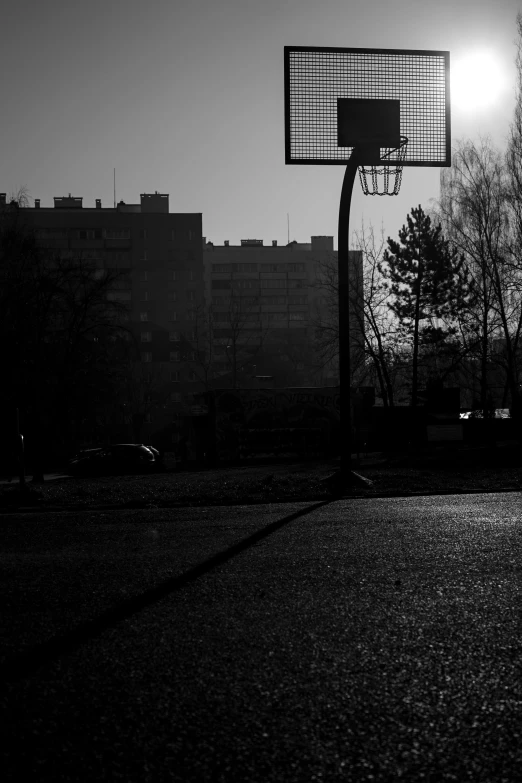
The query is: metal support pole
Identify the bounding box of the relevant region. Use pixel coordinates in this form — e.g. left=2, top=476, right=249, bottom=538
left=337, top=154, right=359, bottom=477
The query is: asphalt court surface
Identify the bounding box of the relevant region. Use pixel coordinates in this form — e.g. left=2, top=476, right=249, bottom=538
left=2, top=493, right=522, bottom=781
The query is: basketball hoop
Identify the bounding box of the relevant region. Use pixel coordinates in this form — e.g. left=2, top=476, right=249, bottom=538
left=358, top=136, right=409, bottom=196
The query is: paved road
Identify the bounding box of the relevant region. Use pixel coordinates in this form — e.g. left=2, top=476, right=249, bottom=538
left=1, top=494, right=521, bottom=782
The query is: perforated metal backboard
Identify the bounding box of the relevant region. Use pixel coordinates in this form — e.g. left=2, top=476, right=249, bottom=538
left=284, top=46, right=450, bottom=167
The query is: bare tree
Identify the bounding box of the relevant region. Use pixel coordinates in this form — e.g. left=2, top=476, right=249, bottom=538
left=108, top=339, right=171, bottom=443
left=312, top=223, right=406, bottom=405
left=185, top=291, right=269, bottom=391
left=353, top=223, right=406, bottom=406
left=0, top=195, right=130, bottom=477
left=311, top=248, right=366, bottom=386
left=504, top=10, right=522, bottom=424
left=437, top=137, right=522, bottom=423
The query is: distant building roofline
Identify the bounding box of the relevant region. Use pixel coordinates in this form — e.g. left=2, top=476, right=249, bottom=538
left=203, top=236, right=335, bottom=249
left=3, top=190, right=178, bottom=213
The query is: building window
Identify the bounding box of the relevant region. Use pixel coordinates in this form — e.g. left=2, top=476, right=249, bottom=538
left=168, top=291, right=177, bottom=302
left=260, top=279, right=286, bottom=289
left=187, top=330, right=197, bottom=341
left=168, top=270, right=177, bottom=281
left=76, top=229, right=102, bottom=240
left=105, top=229, right=130, bottom=239
left=170, top=392, right=181, bottom=403
left=140, top=251, right=148, bottom=262
left=187, top=290, right=195, bottom=302
left=107, top=291, right=132, bottom=301
left=189, top=270, right=195, bottom=281
left=140, top=229, right=148, bottom=240
left=140, top=271, right=148, bottom=281
left=289, top=312, right=306, bottom=320
left=171, top=230, right=176, bottom=241
left=140, top=312, right=148, bottom=322
left=169, top=331, right=180, bottom=341
left=289, top=295, right=308, bottom=304
left=168, top=309, right=177, bottom=321
left=141, top=291, right=148, bottom=301
left=141, top=352, right=152, bottom=362
left=188, top=230, right=193, bottom=240
left=189, top=371, right=197, bottom=382
left=263, top=312, right=287, bottom=322
left=170, top=351, right=180, bottom=362
left=237, top=263, right=257, bottom=272
left=145, top=413, right=152, bottom=424
left=170, top=370, right=180, bottom=382
left=211, top=280, right=231, bottom=290
left=232, top=279, right=259, bottom=290
left=212, top=264, right=234, bottom=273
left=36, top=228, right=68, bottom=239
left=140, top=332, right=152, bottom=343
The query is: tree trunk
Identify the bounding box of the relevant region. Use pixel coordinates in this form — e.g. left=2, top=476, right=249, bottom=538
left=411, top=265, right=423, bottom=407
left=480, top=271, right=489, bottom=420
left=30, top=412, right=45, bottom=483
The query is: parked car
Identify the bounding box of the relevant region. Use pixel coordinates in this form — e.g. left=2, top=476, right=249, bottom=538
left=460, top=409, right=511, bottom=419
left=68, top=443, right=162, bottom=476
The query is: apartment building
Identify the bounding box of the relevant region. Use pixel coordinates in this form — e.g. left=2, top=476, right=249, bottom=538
left=203, top=236, right=364, bottom=387
left=9, top=191, right=204, bottom=441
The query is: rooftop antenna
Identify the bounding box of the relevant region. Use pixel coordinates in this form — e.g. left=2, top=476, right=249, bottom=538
left=113, top=168, right=116, bottom=209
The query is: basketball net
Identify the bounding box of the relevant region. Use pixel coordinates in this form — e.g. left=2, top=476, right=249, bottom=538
left=358, top=136, right=408, bottom=196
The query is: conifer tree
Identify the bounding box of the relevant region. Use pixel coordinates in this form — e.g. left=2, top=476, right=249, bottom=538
left=380, top=205, right=474, bottom=406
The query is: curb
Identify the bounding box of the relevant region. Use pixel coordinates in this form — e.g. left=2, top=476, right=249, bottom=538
left=1, top=486, right=521, bottom=514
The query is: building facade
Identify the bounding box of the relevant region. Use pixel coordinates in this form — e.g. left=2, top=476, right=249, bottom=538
left=203, top=236, right=364, bottom=388
left=10, top=191, right=204, bottom=444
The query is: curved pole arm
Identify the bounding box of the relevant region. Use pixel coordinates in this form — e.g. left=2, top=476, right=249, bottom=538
left=337, top=152, right=360, bottom=476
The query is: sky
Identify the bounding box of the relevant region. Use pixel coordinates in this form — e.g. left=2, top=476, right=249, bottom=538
left=1, top=0, right=520, bottom=248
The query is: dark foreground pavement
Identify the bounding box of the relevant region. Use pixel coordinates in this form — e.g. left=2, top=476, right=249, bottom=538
left=1, top=493, right=521, bottom=782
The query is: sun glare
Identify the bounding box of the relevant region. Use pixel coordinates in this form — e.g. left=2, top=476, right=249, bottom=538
left=451, top=50, right=507, bottom=112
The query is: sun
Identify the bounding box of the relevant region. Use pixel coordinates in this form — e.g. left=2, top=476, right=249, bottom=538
left=451, top=50, right=508, bottom=112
